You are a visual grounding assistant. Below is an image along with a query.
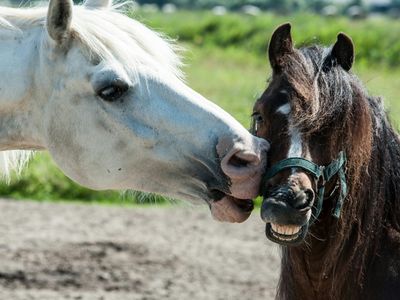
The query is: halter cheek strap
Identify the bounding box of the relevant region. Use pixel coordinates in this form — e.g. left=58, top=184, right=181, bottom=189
left=262, top=151, right=348, bottom=224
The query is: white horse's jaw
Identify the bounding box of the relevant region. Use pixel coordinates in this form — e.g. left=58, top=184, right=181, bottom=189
left=0, top=3, right=269, bottom=223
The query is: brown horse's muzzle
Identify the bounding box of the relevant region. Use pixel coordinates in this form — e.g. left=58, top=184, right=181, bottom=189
left=261, top=172, right=315, bottom=245
left=260, top=151, right=348, bottom=245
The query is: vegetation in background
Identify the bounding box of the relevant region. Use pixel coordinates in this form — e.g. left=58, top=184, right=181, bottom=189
left=134, top=0, right=399, bottom=14
left=133, top=11, right=400, bottom=68
left=0, top=12, right=399, bottom=203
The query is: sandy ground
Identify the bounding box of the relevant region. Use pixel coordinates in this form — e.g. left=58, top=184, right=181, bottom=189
left=0, top=199, right=280, bottom=300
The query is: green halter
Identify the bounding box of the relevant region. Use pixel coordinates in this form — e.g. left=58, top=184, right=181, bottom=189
left=262, top=151, right=348, bottom=224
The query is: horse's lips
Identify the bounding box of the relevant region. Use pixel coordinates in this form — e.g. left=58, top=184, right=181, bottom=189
left=210, top=196, right=254, bottom=223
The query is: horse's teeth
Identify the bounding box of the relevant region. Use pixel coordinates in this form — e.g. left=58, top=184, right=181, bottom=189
left=270, top=223, right=301, bottom=236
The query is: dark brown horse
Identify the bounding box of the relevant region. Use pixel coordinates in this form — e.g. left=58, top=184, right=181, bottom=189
left=252, top=24, right=400, bottom=299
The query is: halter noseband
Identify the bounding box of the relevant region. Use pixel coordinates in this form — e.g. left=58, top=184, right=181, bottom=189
left=262, top=151, right=348, bottom=224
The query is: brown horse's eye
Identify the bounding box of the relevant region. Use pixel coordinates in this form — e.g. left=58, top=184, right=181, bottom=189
left=251, top=112, right=264, bottom=134
left=254, top=114, right=263, bottom=123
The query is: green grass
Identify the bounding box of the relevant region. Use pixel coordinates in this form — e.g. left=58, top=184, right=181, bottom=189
left=1, top=12, right=400, bottom=203
left=182, top=45, right=267, bottom=127
left=133, top=11, right=400, bottom=68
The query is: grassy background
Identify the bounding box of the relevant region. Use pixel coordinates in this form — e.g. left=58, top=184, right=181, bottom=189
left=1, top=11, right=399, bottom=203
left=134, top=11, right=400, bottom=68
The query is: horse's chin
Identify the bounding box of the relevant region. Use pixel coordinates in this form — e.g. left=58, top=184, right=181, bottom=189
left=265, top=222, right=308, bottom=246
left=210, top=196, right=254, bottom=223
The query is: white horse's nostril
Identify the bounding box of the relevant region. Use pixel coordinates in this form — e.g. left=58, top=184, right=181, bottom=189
left=221, top=148, right=262, bottom=180
left=228, top=151, right=260, bottom=168
left=216, top=136, right=267, bottom=200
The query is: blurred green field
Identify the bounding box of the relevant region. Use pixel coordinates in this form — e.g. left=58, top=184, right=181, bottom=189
left=1, top=12, right=399, bottom=203
left=134, top=11, right=400, bottom=68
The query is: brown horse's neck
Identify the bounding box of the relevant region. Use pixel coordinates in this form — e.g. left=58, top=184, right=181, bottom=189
left=278, top=85, right=400, bottom=300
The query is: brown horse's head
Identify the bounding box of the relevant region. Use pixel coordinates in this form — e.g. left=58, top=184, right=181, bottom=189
left=252, top=24, right=362, bottom=245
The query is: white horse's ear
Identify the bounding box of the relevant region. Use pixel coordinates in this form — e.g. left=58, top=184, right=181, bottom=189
left=84, top=0, right=112, bottom=9
left=46, top=0, right=73, bottom=44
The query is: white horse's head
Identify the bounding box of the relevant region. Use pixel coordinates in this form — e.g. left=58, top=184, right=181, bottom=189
left=0, top=0, right=269, bottom=222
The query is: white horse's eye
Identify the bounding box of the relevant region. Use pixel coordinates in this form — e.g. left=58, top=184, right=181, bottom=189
left=97, top=83, right=129, bottom=102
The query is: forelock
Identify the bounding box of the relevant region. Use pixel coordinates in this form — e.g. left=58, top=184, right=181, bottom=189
left=71, top=6, right=183, bottom=79
left=279, top=45, right=356, bottom=132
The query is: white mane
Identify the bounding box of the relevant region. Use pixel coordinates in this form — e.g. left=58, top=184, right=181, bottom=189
left=0, top=3, right=183, bottom=180
left=0, top=151, right=32, bottom=181
left=0, top=5, right=183, bottom=75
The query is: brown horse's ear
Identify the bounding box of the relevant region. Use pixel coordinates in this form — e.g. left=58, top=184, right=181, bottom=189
left=331, top=33, right=354, bottom=71
left=268, top=23, right=293, bottom=70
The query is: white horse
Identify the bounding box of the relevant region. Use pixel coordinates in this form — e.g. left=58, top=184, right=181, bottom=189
left=0, top=0, right=269, bottom=223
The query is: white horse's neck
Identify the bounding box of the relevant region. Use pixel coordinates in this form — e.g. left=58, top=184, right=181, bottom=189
left=0, top=20, right=45, bottom=151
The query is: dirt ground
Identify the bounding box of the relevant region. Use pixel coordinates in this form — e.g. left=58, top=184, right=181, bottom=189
left=0, top=199, right=280, bottom=300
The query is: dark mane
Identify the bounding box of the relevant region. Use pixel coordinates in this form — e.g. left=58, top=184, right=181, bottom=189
left=277, top=43, right=400, bottom=299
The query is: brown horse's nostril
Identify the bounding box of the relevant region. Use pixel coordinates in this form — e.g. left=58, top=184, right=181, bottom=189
left=294, top=189, right=315, bottom=210
left=305, top=189, right=315, bottom=202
